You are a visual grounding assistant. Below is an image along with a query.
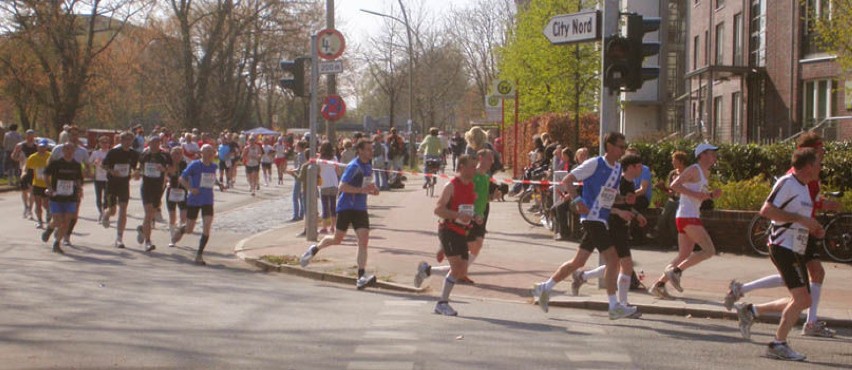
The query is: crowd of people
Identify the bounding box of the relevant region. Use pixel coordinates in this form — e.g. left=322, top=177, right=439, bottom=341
left=3, top=120, right=841, bottom=362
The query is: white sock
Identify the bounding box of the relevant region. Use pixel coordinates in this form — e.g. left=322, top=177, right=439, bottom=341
left=607, top=294, right=618, bottom=310
left=543, top=278, right=556, bottom=291
left=431, top=265, right=451, bottom=276
left=440, top=276, right=456, bottom=301
left=741, top=275, right=784, bottom=294
left=467, top=253, right=478, bottom=266
left=807, top=283, right=821, bottom=324
left=582, top=265, right=606, bottom=281
left=617, top=273, right=631, bottom=305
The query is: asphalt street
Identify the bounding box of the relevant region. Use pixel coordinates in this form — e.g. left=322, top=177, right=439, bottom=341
left=0, top=176, right=849, bottom=369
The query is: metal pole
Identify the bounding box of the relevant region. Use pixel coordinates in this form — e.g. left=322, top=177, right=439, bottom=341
left=325, top=0, right=336, bottom=144
left=306, top=34, right=319, bottom=242
left=513, top=85, right=519, bottom=178
left=598, top=0, right=619, bottom=288
left=399, top=0, right=415, bottom=169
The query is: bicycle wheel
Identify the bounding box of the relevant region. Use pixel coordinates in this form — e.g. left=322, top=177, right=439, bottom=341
left=822, top=214, right=852, bottom=263
left=541, top=190, right=555, bottom=230
left=517, top=190, right=541, bottom=226
left=747, top=214, right=771, bottom=256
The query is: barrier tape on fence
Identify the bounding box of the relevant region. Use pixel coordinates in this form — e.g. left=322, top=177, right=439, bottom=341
left=307, top=158, right=579, bottom=187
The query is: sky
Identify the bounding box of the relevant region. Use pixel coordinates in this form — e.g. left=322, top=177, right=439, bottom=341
left=335, top=0, right=480, bottom=45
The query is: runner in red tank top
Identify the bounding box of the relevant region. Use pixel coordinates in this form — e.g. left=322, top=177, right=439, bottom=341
left=431, top=154, right=478, bottom=316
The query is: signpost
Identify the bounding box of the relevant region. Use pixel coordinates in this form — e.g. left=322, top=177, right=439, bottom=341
left=319, top=60, right=344, bottom=75
left=492, top=80, right=516, bottom=98
left=317, top=29, right=345, bottom=60
left=485, top=95, right=502, bottom=122
left=321, top=95, right=346, bottom=121
left=543, top=10, right=600, bottom=45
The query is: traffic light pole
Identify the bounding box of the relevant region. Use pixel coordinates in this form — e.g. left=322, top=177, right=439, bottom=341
left=306, top=34, right=319, bottom=242
left=598, top=0, right=619, bottom=288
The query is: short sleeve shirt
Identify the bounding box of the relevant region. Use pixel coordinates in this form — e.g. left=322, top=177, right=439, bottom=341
left=336, top=157, right=371, bottom=212
left=181, top=160, right=218, bottom=207
left=102, top=146, right=139, bottom=183
left=766, top=173, right=814, bottom=253
left=45, top=158, right=83, bottom=202
left=26, top=152, right=51, bottom=188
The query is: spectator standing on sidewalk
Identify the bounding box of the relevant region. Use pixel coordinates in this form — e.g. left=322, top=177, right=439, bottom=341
left=299, top=138, right=381, bottom=290
left=288, top=141, right=308, bottom=221
left=372, top=132, right=389, bottom=190
left=734, top=148, right=823, bottom=361
left=449, top=131, right=466, bottom=171
left=317, top=141, right=340, bottom=234
left=4, top=124, right=23, bottom=186
left=650, top=151, right=687, bottom=248
left=386, top=128, right=406, bottom=184
left=648, top=143, right=722, bottom=298
left=531, top=132, right=637, bottom=320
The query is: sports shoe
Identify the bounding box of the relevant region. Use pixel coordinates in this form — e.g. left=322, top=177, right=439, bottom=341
left=664, top=266, right=683, bottom=292
left=570, top=269, right=585, bottom=296
left=724, top=280, right=744, bottom=311
left=115, top=239, right=126, bottom=249
left=35, top=221, right=43, bottom=229
left=414, top=261, right=430, bottom=288
left=356, top=275, right=376, bottom=290
left=136, top=225, right=145, bottom=245
left=735, top=303, right=754, bottom=340
left=144, top=242, right=156, bottom=252
left=171, top=225, right=185, bottom=244
left=434, top=301, right=458, bottom=316
left=649, top=284, right=673, bottom=299
left=41, top=227, right=54, bottom=243
left=101, top=214, right=110, bottom=228
left=300, top=245, right=317, bottom=267
left=609, top=304, right=639, bottom=320
left=195, top=254, right=206, bottom=266
left=62, top=239, right=72, bottom=247
left=766, top=342, right=806, bottom=361
left=168, top=242, right=176, bottom=248
left=52, top=241, right=64, bottom=255
left=801, top=321, right=836, bottom=338
left=531, top=282, right=550, bottom=313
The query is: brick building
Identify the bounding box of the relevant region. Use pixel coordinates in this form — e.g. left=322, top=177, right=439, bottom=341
left=682, top=0, right=851, bottom=143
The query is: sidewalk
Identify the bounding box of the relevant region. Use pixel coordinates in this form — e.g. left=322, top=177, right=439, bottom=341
left=235, top=177, right=852, bottom=327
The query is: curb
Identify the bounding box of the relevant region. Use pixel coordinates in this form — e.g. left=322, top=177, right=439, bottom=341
left=543, top=300, right=852, bottom=329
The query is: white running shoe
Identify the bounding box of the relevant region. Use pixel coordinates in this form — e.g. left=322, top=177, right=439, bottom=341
left=115, top=239, right=125, bottom=249
left=609, top=304, right=638, bottom=320
left=766, top=342, right=806, bottom=361
left=570, top=269, right=585, bottom=296
left=735, top=303, right=754, bottom=340
left=649, top=284, right=674, bottom=299
left=724, top=280, right=744, bottom=311
left=414, top=261, right=430, bottom=288
left=801, top=321, right=835, bottom=338
left=664, top=266, right=683, bottom=292
left=434, top=301, right=458, bottom=316
left=300, top=245, right=316, bottom=267
left=356, top=275, right=376, bottom=290
left=531, top=283, right=550, bottom=313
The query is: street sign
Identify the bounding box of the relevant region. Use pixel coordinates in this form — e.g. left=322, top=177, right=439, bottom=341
left=543, top=10, right=600, bottom=45
left=317, top=29, right=345, bottom=60
left=319, top=60, right=343, bottom=74
left=485, top=95, right=502, bottom=109
left=321, top=95, right=346, bottom=121
left=491, top=80, right=516, bottom=99
left=485, top=95, right=502, bottom=122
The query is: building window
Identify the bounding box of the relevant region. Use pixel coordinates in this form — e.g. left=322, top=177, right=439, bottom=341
left=803, top=80, right=836, bottom=127
left=733, top=13, right=743, bottom=65
left=750, top=0, right=766, bottom=66
left=804, top=0, right=833, bottom=55
left=716, top=0, right=725, bottom=9
left=732, top=92, right=742, bottom=143
left=713, top=96, right=723, bottom=142
left=715, top=23, right=725, bottom=65
left=705, top=30, right=710, bottom=66
left=693, top=35, right=699, bottom=69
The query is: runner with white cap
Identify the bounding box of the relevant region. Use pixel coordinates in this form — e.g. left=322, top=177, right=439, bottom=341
left=649, top=142, right=722, bottom=298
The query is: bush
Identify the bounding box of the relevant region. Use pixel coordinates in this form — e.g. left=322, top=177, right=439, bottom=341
left=712, top=176, right=774, bottom=211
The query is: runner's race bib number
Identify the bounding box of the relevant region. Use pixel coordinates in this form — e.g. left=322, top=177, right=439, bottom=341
left=168, top=188, right=186, bottom=202
left=114, top=164, right=130, bottom=177
left=144, top=162, right=161, bottom=178
left=95, top=167, right=107, bottom=181
left=792, top=228, right=809, bottom=254
left=456, top=204, right=475, bottom=226
left=55, top=180, right=75, bottom=196
left=200, top=173, right=216, bottom=189
left=362, top=175, right=373, bottom=189
left=597, top=187, right=618, bottom=209
left=36, top=168, right=46, bottom=180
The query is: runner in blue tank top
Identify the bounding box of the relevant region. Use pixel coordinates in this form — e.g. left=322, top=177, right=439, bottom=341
left=531, top=132, right=638, bottom=320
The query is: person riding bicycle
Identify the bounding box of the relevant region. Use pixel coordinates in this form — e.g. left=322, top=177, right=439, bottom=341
left=419, top=127, right=444, bottom=189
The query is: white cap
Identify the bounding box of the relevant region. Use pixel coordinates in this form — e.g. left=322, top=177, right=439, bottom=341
left=695, top=143, right=719, bottom=157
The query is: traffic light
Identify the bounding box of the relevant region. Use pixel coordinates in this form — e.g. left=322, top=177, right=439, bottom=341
left=604, top=35, right=630, bottom=93
left=279, top=57, right=310, bottom=97
left=624, top=14, right=661, bottom=92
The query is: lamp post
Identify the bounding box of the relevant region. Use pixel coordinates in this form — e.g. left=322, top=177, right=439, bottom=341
left=360, top=6, right=416, bottom=168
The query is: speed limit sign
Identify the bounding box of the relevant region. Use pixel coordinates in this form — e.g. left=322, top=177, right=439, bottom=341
left=317, top=29, right=346, bottom=60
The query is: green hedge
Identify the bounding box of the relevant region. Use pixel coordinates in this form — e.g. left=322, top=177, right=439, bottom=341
left=632, top=140, right=852, bottom=211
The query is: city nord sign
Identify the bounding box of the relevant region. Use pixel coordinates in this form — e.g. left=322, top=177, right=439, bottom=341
left=543, top=10, right=601, bottom=45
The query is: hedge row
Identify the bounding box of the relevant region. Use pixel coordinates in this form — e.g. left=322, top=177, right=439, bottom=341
left=629, top=140, right=852, bottom=191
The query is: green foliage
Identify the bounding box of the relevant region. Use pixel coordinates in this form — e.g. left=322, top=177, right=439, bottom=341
left=498, top=0, right=599, bottom=123
left=810, top=0, right=852, bottom=73
left=712, top=176, right=774, bottom=211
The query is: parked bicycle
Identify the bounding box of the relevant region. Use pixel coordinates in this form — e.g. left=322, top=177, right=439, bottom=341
left=517, top=169, right=555, bottom=230
left=748, top=191, right=852, bottom=262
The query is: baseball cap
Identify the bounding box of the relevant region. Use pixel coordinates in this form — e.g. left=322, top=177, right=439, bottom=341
left=26, top=129, right=35, bottom=135
left=694, top=143, right=719, bottom=157
left=37, top=139, right=50, bottom=147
